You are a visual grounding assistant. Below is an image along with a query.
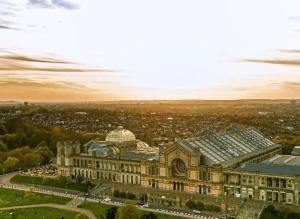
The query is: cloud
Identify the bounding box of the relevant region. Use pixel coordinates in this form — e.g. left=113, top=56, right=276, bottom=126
left=289, top=16, right=300, bottom=22
left=278, top=49, right=300, bottom=54
left=237, top=82, right=300, bottom=99
left=0, top=25, right=19, bottom=30
left=0, top=51, right=115, bottom=73
left=243, top=58, right=300, bottom=67
left=0, top=1, right=20, bottom=31
left=27, top=0, right=79, bottom=10
left=51, top=0, right=79, bottom=10
left=0, top=78, right=114, bottom=102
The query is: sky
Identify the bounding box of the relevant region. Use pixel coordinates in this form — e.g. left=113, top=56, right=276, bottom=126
left=1, top=0, right=300, bottom=101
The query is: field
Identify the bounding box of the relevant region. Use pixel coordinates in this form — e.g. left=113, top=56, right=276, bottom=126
left=0, top=188, right=70, bottom=207
left=0, top=207, right=87, bottom=219
left=79, top=202, right=189, bottom=219
left=11, top=174, right=90, bottom=192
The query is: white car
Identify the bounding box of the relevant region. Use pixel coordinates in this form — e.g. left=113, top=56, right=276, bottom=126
left=103, top=197, right=111, bottom=202
left=192, top=209, right=201, bottom=214
left=142, top=203, right=149, bottom=208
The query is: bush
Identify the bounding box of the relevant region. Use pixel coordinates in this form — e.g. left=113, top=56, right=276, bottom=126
left=185, top=200, right=196, bottom=209
left=127, top=193, right=136, bottom=200
left=140, top=212, right=158, bottom=219
left=106, top=206, right=117, bottom=219
left=119, top=192, right=126, bottom=198
left=113, top=190, right=120, bottom=198
left=195, top=201, right=204, bottom=210
left=139, top=194, right=147, bottom=202
left=186, top=200, right=204, bottom=211
left=264, top=205, right=276, bottom=215
left=204, top=204, right=220, bottom=212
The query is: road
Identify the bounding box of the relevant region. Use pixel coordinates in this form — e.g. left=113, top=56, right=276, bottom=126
left=0, top=172, right=219, bottom=219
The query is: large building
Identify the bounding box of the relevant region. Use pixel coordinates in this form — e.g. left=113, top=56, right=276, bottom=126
left=57, top=124, right=300, bottom=206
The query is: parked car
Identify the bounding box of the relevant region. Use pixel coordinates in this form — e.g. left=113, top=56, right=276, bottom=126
left=142, top=203, right=149, bottom=208
left=192, top=209, right=201, bottom=214
left=136, top=201, right=145, bottom=206
left=103, top=197, right=111, bottom=202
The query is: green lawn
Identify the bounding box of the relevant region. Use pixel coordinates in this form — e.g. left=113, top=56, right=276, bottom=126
left=0, top=207, right=88, bottom=219
left=11, top=174, right=90, bottom=192
left=260, top=211, right=300, bottom=219
left=0, top=188, right=71, bottom=207
left=79, top=202, right=189, bottom=219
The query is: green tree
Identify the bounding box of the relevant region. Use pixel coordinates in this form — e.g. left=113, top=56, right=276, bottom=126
left=3, top=156, right=20, bottom=171
left=0, top=124, right=7, bottom=135
left=185, top=200, right=196, bottom=209
left=106, top=206, right=117, bottom=219
left=116, top=205, right=141, bottom=219
left=23, top=153, right=43, bottom=168
left=0, top=140, right=8, bottom=152
left=33, top=145, right=54, bottom=164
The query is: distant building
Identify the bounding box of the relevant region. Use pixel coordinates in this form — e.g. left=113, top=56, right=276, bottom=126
left=57, top=124, right=291, bottom=206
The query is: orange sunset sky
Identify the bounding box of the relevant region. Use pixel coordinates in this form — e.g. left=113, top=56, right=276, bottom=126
left=1, top=0, right=300, bottom=101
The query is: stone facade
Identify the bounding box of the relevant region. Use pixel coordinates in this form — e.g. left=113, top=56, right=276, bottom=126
left=56, top=125, right=300, bottom=206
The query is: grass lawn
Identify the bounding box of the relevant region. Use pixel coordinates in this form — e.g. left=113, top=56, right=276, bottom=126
left=0, top=207, right=88, bottom=219
left=79, top=202, right=189, bottom=219
left=260, top=211, right=300, bottom=219
left=11, top=174, right=90, bottom=192
left=0, top=188, right=71, bottom=207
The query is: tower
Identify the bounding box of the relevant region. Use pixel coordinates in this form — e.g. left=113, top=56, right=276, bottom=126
left=56, top=140, right=80, bottom=176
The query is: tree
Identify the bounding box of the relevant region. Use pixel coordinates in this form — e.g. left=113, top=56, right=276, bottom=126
left=116, top=205, right=140, bottom=219
left=140, top=212, right=158, bottom=219
left=0, top=124, right=7, bottom=135
left=127, top=193, right=136, bottom=200
left=33, top=145, right=53, bottom=164
left=106, top=206, right=117, bottom=219
left=0, top=140, right=7, bottom=152
left=113, top=190, right=120, bottom=197
left=75, top=174, right=84, bottom=183
left=264, top=205, right=276, bottom=215
left=3, top=156, right=20, bottom=171
left=23, top=153, right=43, bottom=168
left=185, top=200, right=196, bottom=209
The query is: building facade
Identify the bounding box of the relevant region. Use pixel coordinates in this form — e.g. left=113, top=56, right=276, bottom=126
left=56, top=125, right=300, bottom=205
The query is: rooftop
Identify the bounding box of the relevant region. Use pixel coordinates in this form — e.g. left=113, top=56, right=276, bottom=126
left=237, top=163, right=300, bottom=176
left=178, top=124, right=277, bottom=167
left=262, top=155, right=300, bottom=166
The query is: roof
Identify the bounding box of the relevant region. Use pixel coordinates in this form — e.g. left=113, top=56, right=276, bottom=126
left=179, top=125, right=277, bottom=167
left=105, top=126, right=136, bottom=143
left=237, top=163, right=300, bottom=176
left=262, top=155, right=300, bottom=166
left=120, top=151, right=158, bottom=161
left=84, top=140, right=115, bottom=148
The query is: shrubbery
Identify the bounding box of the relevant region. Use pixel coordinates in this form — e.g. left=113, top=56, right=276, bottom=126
left=185, top=200, right=220, bottom=212
left=113, top=190, right=136, bottom=200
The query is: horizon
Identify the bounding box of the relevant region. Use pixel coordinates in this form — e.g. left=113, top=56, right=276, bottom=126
left=1, top=0, right=300, bottom=101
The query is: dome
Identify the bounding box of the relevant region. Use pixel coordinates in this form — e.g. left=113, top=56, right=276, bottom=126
left=136, top=140, right=149, bottom=150
left=105, top=126, right=136, bottom=143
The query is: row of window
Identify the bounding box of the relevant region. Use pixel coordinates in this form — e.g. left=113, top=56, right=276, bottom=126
left=72, top=159, right=140, bottom=173
left=121, top=174, right=140, bottom=184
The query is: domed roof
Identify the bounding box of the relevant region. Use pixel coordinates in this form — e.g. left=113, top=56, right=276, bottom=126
left=105, top=126, right=136, bottom=143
